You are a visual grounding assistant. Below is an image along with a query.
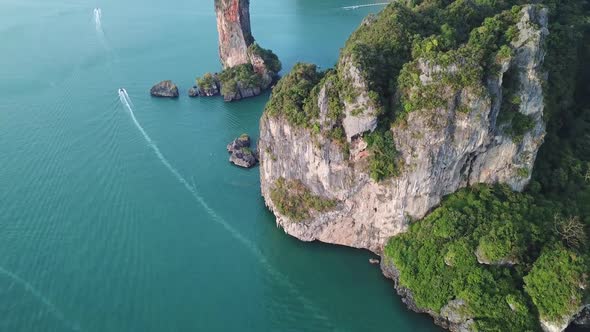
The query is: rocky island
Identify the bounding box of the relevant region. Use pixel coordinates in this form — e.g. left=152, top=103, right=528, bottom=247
left=194, top=0, right=281, bottom=101
left=150, top=80, right=179, bottom=98
left=258, top=1, right=590, bottom=332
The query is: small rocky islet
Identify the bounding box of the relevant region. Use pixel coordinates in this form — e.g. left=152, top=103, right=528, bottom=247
left=227, top=134, right=258, bottom=168
left=149, top=80, right=179, bottom=98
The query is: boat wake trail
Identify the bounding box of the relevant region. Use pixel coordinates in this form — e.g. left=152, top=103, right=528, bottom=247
left=118, top=89, right=332, bottom=328
left=0, top=266, right=82, bottom=332
left=342, top=2, right=389, bottom=10
left=93, top=7, right=111, bottom=51
left=93, top=8, right=102, bottom=32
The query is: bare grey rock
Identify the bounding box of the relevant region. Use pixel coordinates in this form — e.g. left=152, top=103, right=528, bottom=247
left=223, top=81, right=262, bottom=102
left=573, top=305, right=590, bottom=327
left=150, top=80, right=179, bottom=98
left=468, top=5, right=548, bottom=191
left=228, top=134, right=258, bottom=168
left=230, top=148, right=258, bottom=168
left=474, top=246, right=519, bottom=266
left=541, top=303, right=590, bottom=332
left=340, top=57, right=378, bottom=141
left=227, top=134, right=251, bottom=153
left=440, top=300, right=474, bottom=329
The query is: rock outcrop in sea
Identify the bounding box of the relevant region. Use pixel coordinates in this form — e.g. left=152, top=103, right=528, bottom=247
left=150, top=80, right=179, bottom=98
left=227, top=134, right=258, bottom=168
left=195, top=0, right=281, bottom=102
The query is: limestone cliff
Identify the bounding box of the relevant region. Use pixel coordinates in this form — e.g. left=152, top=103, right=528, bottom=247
left=195, top=0, right=281, bottom=101
left=259, top=5, right=548, bottom=254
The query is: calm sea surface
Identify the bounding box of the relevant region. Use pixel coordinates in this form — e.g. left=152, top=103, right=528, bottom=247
left=0, top=0, right=442, bottom=331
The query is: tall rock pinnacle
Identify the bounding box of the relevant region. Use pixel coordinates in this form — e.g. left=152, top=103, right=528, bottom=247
left=215, top=0, right=254, bottom=69
left=195, top=0, right=280, bottom=101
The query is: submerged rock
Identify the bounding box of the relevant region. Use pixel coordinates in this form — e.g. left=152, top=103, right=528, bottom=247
left=150, top=80, right=179, bottom=98
left=227, top=134, right=258, bottom=168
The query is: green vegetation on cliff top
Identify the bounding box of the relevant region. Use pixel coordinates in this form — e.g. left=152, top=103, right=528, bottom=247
left=264, top=0, right=547, bottom=182
left=265, top=63, right=323, bottom=126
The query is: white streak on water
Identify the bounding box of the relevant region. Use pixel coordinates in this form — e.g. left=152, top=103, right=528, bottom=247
left=93, top=8, right=111, bottom=51
left=93, top=8, right=102, bottom=31
left=118, top=89, right=333, bottom=328
left=0, top=266, right=82, bottom=331
left=342, top=2, right=389, bottom=10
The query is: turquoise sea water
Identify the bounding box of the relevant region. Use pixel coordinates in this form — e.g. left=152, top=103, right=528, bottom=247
left=0, top=0, right=442, bottom=331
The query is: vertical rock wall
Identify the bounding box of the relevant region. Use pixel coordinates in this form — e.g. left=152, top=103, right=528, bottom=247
left=215, top=0, right=253, bottom=69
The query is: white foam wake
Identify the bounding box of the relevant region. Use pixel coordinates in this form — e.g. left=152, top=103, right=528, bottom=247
left=117, top=89, right=331, bottom=327
left=120, top=88, right=133, bottom=107
left=93, top=7, right=112, bottom=51
left=0, top=266, right=82, bottom=331
left=342, top=2, right=389, bottom=10
left=93, top=8, right=102, bottom=31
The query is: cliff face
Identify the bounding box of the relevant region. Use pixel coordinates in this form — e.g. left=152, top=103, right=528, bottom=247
left=259, top=5, right=548, bottom=254
left=215, top=0, right=253, bottom=69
